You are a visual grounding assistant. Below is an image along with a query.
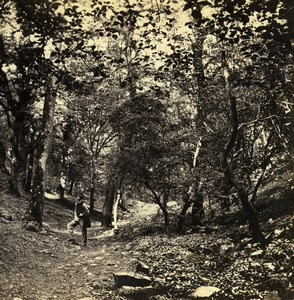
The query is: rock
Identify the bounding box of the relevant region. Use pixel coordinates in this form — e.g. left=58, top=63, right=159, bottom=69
left=119, top=285, right=154, bottom=298
left=264, top=262, right=275, bottom=271
left=263, top=291, right=281, bottom=300
left=42, top=222, right=51, bottom=230
left=274, top=229, right=284, bottom=237
left=113, top=272, right=152, bottom=288
left=250, top=249, right=264, bottom=257
left=272, top=193, right=281, bottom=200
left=0, top=217, right=10, bottom=224
left=0, top=208, right=14, bottom=221
left=190, top=286, right=220, bottom=298
left=136, top=261, right=150, bottom=275
left=166, top=201, right=180, bottom=211
left=23, top=221, right=41, bottom=232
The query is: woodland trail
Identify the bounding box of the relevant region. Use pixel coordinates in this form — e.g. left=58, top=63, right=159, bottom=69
left=1, top=176, right=293, bottom=300
left=0, top=198, right=158, bottom=300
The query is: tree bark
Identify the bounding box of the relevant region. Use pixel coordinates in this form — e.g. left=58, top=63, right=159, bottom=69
left=0, top=61, right=31, bottom=197
left=178, top=139, right=203, bottom=233
left=0, top=140, right=6, bottom=170
left=27, top=77, right=56, bottom=226
left=191, top=192, right=204, bottom=226
left=101, top=180, right=116, bottom=227
left=89, top=164, right=96, bottom=212
left=113, top=189, right=120, bottom=230
left=57, top=174, right=65, bottom=200
left=10, top=115, right=31, bottom=197
left=160, top=203, right=169, bottom=228
left=68, top=179, right=75, bottom=195
left=239, top=191, right=266, bottom=243
left=221, top=51, right=265, bottom=243
left=25, top=150, right=34, bottom=192
left=178, top=192, right=190, bottom=234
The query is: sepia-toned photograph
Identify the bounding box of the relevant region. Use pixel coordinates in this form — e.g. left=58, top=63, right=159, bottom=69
left=0, top=0, right=293, bottom=299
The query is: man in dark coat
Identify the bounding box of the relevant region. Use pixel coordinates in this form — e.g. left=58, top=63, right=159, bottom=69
left=67, top=194, right=90, bottom=246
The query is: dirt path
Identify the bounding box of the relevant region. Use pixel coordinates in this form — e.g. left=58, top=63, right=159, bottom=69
left=0, top=200, right=158, bottom=300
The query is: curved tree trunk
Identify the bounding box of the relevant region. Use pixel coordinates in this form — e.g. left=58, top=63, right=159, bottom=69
left=178, top=192, right=191, bottom=234
left=159, top=203, right=169, bottom=228
left=221, top=51, right=265, bottom=243
left=239, top=191, right=265, bottom=243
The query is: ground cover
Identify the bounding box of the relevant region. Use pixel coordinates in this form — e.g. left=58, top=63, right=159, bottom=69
left=0, top=171, right=293, bottom=300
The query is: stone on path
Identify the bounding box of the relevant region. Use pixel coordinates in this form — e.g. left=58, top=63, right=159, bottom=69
left=264, top=291, right=281, bottom=300
left=119, top=285, right=154, bottom=298
left=190, top=286, right=220, bottom=298
left=136, top=261, right=150, bottom=275
left=113, top=272, right=152, bottom=288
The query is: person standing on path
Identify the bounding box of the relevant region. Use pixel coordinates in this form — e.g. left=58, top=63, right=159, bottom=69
left=67, top=194, right=90, bottom=246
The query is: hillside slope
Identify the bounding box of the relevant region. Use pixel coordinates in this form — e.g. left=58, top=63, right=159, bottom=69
left=0, top=170, right=293, bottom=300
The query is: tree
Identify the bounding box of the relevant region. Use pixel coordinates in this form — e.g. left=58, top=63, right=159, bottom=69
left=181, top=0, right=293, bottom=242
left=28, top=76, right=57, bottom=225
left=0, top=0, right=90, bottom=225
left=110, top=93, right=179, bottom=228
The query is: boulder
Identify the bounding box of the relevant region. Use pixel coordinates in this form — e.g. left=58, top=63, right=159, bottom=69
left=113, top=272, right=152, bottom=288
left=190, top=286, right=220, bottom=298
left=119, top=285, right=154, bottom=298
left=263, top=291, right=280, bottom=300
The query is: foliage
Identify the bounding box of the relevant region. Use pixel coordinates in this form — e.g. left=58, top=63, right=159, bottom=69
left=0, top=0, right=292, bottom=239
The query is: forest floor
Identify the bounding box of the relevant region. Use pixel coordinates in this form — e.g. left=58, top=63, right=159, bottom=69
left=0, top=170, right=293, bottom=300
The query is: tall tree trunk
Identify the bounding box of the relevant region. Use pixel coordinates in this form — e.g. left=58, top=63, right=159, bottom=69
left=101, top=180, right=116, bottom=227
left=0, top=62, right=32, bottom=197
left=25, top=150, right=34, bottom=192
left=221, top=51, right=265, bottom=243
left=89, top=162, right=96, bottom=212
left=239, top=191, right=266, bottom=243
left=57, top=174, right=65, bottom=200
left=68, top=179, right=75, bottom=195
left=178, top=139, right=203, bottom=233
left=192, top=27, right=208, bottom=127
left=113, top=189, right=120, bottom=230
left=158, top=203, right=169, bottom=228
left=0, top=140, right=6, bottom=170
left=191, top=192, right=204, bottom=226
left=10, top=116, right=31, bottom=197
left=178, top=192, right=191, bottom=234
left=26, top=77, right=56, bottom=226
